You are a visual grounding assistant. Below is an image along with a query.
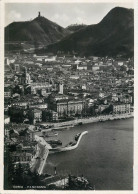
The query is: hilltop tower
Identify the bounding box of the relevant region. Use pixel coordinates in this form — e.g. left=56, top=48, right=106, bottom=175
left=38, top=12, right=41, bottom=17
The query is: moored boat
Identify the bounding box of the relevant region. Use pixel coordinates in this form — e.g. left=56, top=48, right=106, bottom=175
left=44, top=132, right=58, bottom=137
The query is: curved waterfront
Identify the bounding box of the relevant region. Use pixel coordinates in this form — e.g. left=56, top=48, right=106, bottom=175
left=44, top=118, right=133, bottom=190
left=49, top=131, right=88, bottom=153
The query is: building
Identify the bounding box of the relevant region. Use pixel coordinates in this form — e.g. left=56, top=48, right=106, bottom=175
left=12, top=152, right=33, bottom=163
left=5, top=57, right=10, bottom=65
left=117, top=61, right=124, bottom=66
left=16, top=143, right=34, bottom=153
left=4, top=127, right=10, bottom=138
left=42, top=110, right=58, bottom=121
left=119, top=95, right=133, bottom=104
left=113, top=103, right=130, bottom=114
left=9, top=129, right=19, bottom=138
left=25, top=68, right=31, bottom=84
left=70, top=75, right=79, bottom=80
left=18, top=127, right=36, bottom=142
left=9, top=107, right=24, bottom=123
left=29, top=108, right=42, bottom=124
left=4, top=87, right=11, bottom=98
left=54, top=94, right=69, bottom=101
left=92, top=65, right=99, bottom=71
left=45, top=56, right=56, bottom=62
left=21, top=68, right=31, bottom=84
left=52, top=99, right=85, bottom=117
left=59, top=83, right=64, bottom=94
left=77, top=64, right=87, bottom=70
left=51, top=111, right=58, bottom=121
left=75, top=60, right=81, bottom=64
left=41, top=88, right=47, bottom=96
left=11, top=101, right=28, bottom=109
left=30, top=82, right=52, bottom=94
left=112, top=94, right=119, bottom=102
left=14, top=64, right=20, bottom=72
left=29, top=103, right=48, bottom=109
left=99, top=92, right=106, bottom=98
left=4, top=115, right=10, bottom=124
left=82, top=84, right=87, bottom=90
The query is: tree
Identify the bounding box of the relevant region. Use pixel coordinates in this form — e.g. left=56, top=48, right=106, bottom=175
left=66, top=174, right=93, bottom=190
left=4, top=146, right=15, bottom=189
left=14, top=162, right=24, bottom=186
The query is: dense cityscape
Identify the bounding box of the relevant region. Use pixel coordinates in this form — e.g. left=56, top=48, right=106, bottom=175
left=3, top=3, right=134, bottom=190
left=4, top=51, right=134, bottom=189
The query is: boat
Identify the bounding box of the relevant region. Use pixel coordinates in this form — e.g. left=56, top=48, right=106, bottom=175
left=52, top=124, right=74, bottom=131
left=75, top=133, right=81, bottom=141
left=52, top=126, right=68, bottom=131
left=43, top=132, right=58, bottom=137
left=49, top=131, right=88, bottom=154
left=47, top=140, right=62, bottom=146
left=35, top=156, right=40, bottom=159
left=76, top=122, right=83, bottom=125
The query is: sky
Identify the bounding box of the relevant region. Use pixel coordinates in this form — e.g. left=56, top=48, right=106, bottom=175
left=5, top=2, right=134, bottom=27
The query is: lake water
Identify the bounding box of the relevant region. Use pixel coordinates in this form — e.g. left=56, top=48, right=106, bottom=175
left=44, top=118, right=133, bottom=190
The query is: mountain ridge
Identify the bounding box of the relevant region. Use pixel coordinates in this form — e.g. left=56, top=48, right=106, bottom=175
left=5, top=7, right=134, bottom=57
left=66, top=24, right=87, bottom=33
left=46, top=7, right=134, bottom=57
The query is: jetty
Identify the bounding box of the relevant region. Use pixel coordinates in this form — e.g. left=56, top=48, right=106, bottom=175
left=49, top=131, right=88, bottom=154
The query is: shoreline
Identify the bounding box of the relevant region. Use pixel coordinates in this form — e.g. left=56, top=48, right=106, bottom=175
left=41, top=112, right=134, bottom=129
left=30, top=135, right=50, bottom=175
left=30, top=112, right=133, bottom=175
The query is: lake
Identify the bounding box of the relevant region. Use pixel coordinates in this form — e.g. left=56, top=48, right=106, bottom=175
left=44, top=118, right=133, bottom=190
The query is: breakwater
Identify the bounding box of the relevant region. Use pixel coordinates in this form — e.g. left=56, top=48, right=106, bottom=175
left=49, top=131, right=88, bottom=154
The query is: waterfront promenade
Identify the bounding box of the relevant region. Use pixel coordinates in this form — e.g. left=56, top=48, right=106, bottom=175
left=30, top=135, right=50, bottom=175
left=42, top=113, right=133, bottom=128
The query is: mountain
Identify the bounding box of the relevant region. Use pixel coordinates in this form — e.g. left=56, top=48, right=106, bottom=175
left=47, top=7, right=134, bottom=57
left=5, top=14, right=70, bottom=45
left=66, top=24, right=87, bottom=33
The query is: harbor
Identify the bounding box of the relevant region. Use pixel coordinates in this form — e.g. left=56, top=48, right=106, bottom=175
left=49, top=131, right=88, bottom=154
left=43, top=118, right=133, bottom=190
left=29, top=113, right=134, bottom=189
left=30, top=131, right=88, bottom=174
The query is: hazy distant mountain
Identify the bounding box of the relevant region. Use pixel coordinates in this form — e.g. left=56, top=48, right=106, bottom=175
left=47, top=7, right=134, bottom=57
left=5, top=14, right=70, bottom=45
left=66, top=24, right=87, bottom=33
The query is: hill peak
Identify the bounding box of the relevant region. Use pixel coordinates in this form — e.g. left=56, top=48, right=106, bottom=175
left=46, top=6, right=134, bottom=57
left=33, top=15, right=51, bottom=23
left=5, top=12, right=70, bottom=45
left=100, top=6, right=133, bottom=22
